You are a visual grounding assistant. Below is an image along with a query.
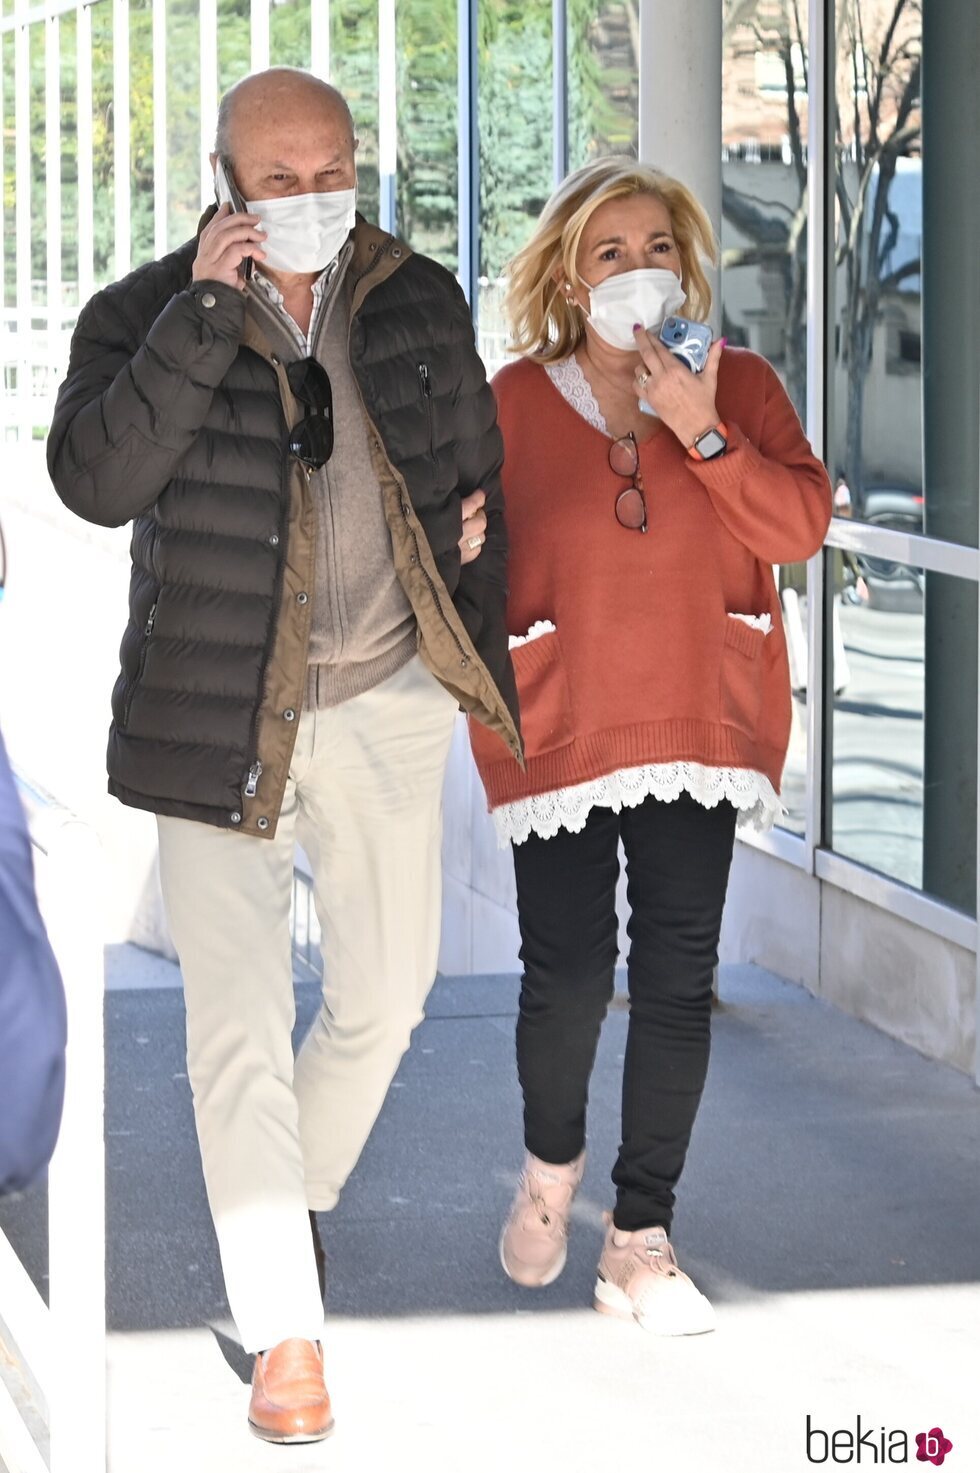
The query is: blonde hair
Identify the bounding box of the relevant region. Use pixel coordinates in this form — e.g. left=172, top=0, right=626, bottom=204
left=504, top=157, right=718, bottom=364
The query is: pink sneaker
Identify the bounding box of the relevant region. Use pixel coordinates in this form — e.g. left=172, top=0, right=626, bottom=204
left=594, top=1215, right=715, bottom=1335
left=499, top=1150, right=586, bottom=1288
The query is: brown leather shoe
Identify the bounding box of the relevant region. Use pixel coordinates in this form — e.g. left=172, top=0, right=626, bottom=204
left=248, top=1338, right=334, bottom=1444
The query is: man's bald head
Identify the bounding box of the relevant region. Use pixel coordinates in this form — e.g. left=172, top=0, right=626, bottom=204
left=212, top=68, right=358, bottom=202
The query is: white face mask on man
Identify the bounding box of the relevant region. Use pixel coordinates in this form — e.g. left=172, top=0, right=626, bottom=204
left=579, top=266, right=687, bottom=351
left=215, top=168, right=357, bottom=274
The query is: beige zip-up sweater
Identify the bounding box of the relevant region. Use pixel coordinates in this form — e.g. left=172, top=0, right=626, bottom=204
left=248, top=256, right=417, bottom=709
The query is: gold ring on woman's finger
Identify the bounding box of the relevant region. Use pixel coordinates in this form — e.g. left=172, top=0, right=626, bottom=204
left=636, top=368, right=651, bottom=389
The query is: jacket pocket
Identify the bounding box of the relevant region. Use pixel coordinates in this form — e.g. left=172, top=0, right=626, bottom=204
left=122, top=594, right=159, bottom=728
left=719, top=613, right=770, bottom=735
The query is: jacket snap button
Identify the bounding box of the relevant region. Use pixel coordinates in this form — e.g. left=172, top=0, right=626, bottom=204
left=392, top=247, right=402, bottom=258
left=257, top=816, right=270, bottom=831
left=201, top=291, right=216, bottom=309
left=410, top=554, right=418, bottom=565
left=269, top=533, right=280, bottom=547
left=283, top=708, right=296, bottom=722
left=270, top=354, right=281, bottom=366
left=230, top=810, right=242, bottom=824
left=297, top=591, right=309, bottom=605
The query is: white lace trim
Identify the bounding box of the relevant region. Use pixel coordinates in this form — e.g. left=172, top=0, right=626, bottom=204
left=493, top=764, right=784, bottom=847
left=500, top=361, right=785, bottom=848
left=545, top=355, right=607, bottom=431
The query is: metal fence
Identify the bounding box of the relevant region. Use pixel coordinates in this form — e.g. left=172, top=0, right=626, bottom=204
left=0, top=778, right=106, bottom=1473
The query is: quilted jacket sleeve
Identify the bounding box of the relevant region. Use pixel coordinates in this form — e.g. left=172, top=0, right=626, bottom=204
left=47, top=277, right=247, bottom=528
left=443, top=278, right=517, bottom=720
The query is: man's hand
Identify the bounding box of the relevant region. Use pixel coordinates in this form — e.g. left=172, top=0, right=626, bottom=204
left=192, top=203, right=267, bottom=293
left=459, top=489, right=488, bottom=565
left=633, top=327, right=725, bottom=450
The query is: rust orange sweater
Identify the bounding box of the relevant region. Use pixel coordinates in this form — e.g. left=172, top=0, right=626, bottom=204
left=469, top=348, right=832, bottom=809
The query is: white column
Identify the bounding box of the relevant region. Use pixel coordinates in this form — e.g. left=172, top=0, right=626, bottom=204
left=199, top=0, right=218, bottom=208
left=45, top=16, right=62, bottom=427
left=112, top=0, right=131, bottom=277
left=638, top=0, right=722, bottom=327
left=153, top=0, right=168, bottom=257
left=311, top=0, right=331, bottom=80
left=250, top=0, right=269, bottom=73
left=76, top=0, right=94, bottom=305
left=14, top=4, right=31, bottom=440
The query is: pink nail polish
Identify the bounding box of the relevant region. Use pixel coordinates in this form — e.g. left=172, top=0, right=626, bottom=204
left=633, top=322, right=643, bottom=331
left=719, top=337, right=728, bottom=348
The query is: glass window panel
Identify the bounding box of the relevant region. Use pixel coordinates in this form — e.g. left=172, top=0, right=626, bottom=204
left=567, top=0, right=639, bottom=171
left=395, top=0, right=458, bottom=274
left=720, top=0, right=809, bottom=422
left=217, top=0, right=251, bottom=97
left=269, top=0, right=312, bottom=68
left=130, top=3, right=155, bottom=270
left=831, top=2, right=923, bottom=533
left=829, top=558, right=977, bottom=916
left=478, top=0, right=553, bottom=375
left=59, top=10, right=79, bottom=310
left=165, top=2, right=202, bottom=257
left=332, top=2, right=380, bottom=227
left=723, top=0, right=810, bottom=838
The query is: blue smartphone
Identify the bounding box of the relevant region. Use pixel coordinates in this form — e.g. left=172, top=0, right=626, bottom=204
left=658, top=315, right=713, bottom=373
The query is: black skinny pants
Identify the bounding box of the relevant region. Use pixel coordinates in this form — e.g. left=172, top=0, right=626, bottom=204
left=512, top=792, right=737, bottom=1234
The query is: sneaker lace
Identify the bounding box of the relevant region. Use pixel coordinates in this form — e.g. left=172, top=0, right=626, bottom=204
left=641, top=1233, right=679, bottom=1278
left=525, top=1173, right=565, bottom=1232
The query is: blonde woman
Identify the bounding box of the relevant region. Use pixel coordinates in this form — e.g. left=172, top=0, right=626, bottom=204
left=469, top=159, right=831, bottom=1335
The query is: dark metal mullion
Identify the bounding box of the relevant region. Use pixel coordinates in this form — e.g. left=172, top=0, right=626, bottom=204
left=553, top=0, right=569, bottom=184
left=458, top=0, right=480, bottom=319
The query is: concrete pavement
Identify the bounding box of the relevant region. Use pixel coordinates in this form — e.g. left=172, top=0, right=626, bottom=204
left=1, top=955, right=979, bottom=1472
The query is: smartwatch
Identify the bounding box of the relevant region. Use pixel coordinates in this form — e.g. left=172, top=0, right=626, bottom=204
left=688, top=422, right=729, bottom=462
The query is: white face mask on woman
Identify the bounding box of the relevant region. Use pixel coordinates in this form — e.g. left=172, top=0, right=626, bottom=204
left=241, top=188, right=357, bottom=275
left=580, top=266, right=687, bottom=351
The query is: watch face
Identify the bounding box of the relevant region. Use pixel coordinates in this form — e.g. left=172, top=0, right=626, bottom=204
left=696, top=428, right=727, bottom=459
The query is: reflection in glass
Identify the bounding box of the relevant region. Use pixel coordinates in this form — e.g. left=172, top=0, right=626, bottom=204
left=477, top=0, right=553, bottom=374
left=722, top=1, right=810, bottom=836
left=720, top=0, right=809, bottom=421
left=396, top=0, right=458, bottom=274
left=332, top=2, right=380, bottom=225
left=567, top=0, right=639, bottom=171
left=832, top=1, right=921, bottom=527
left=830, top=563, right=977, bottom=913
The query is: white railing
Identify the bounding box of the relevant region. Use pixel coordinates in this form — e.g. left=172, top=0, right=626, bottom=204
left=0, top=777, right=106, bottom=1473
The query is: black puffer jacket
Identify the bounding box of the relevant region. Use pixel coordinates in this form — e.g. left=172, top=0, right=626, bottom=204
left=47, top=215, right=522, bottom=839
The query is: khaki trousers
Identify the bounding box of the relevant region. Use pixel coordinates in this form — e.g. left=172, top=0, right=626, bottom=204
left=157, top=656, right=457, bottom=1352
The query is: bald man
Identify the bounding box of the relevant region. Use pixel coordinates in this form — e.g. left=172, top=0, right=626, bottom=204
left=49, top=67, right=522, bottom=1442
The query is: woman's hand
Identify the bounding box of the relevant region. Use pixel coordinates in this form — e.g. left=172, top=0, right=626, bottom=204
left=633, top=327, right=725, bottom=450
left=459, top=489, right=488, bottom=565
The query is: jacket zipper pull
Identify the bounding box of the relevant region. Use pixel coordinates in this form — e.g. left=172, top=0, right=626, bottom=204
left=417, top=362, right=431, bottom=397
left=243, top=761, right=263, bottom=799
left=144, top=602, right=157, bottom=637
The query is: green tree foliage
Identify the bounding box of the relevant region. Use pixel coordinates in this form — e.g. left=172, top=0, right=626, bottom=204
left=4, top=0, right=637, bottom=305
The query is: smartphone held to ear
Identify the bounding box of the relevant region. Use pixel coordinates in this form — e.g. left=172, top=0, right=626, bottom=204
left=214, top=158, right=254, bottom=281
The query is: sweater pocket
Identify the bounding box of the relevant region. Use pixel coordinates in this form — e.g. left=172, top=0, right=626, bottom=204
left=719, top=613, right=770, bottom=736
left=470, top=625, right=574, bottom=768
